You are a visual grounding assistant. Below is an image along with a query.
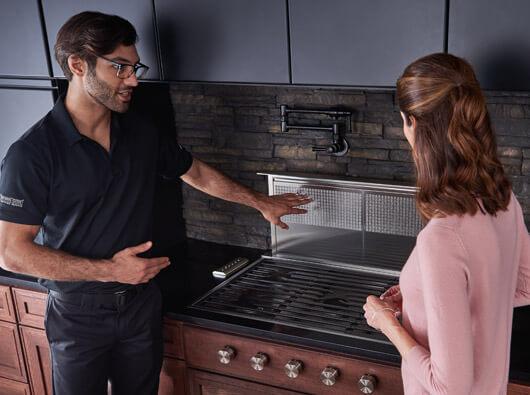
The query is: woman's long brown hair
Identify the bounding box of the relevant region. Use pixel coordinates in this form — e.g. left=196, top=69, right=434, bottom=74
left=396, top=53, right=511, bottom=221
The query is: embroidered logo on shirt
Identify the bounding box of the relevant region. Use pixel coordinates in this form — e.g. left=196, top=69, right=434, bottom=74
left=0, top=194, right=24, bottom=208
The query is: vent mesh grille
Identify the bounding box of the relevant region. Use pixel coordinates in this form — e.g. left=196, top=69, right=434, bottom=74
left=276, top=184, right=362, bottom=231
left=365, top=193, right=421, bottom=237
left=274, top=182, right=422, bottom=237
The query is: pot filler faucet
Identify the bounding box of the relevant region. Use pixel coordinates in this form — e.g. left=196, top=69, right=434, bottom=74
left=280, top=105, right=352, bottom=156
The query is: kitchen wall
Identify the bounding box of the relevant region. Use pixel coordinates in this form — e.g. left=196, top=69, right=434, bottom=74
left=170, top=83, right=530, bottom=250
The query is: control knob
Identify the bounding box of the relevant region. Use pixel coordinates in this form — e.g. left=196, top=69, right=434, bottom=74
left=320, top=366, right=339, bottom=386
left=218, top=346, right=236, bottom=364
left=358, top=374, right=377, bottom=393
left=250, top=352, right=269, bottom=371
left=284, top=359, right=303, bottom=378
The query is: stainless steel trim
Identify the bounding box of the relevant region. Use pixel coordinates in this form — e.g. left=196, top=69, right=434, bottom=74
left=258, top=172, right=419, bottom=193
left=264, top=254, right=401, bottom=278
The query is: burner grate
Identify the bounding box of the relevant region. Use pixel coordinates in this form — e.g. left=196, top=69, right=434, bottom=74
left=192, top=258, right=399, bottom=344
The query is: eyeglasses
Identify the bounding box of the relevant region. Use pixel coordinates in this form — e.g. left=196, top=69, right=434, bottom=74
left=93, top=53, right=149, bottom=80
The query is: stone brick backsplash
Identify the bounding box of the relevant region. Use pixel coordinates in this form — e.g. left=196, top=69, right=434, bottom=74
left=170, top=83, right=530, bottom=249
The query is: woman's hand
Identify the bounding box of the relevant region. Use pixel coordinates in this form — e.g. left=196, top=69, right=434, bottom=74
left=380, top=285, right=402, bottom=317
left=364, top=294, right=418, bottom=362
left=363, top=295, right=400, bottom=332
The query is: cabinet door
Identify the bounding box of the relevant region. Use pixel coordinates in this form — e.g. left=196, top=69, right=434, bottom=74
left=158, top=358, right=186, bottom=395
left=0, top=321, right=26, bottom=383
left=0, top=0, right=49, bottom=77
left=41, top=0, right=160, bottom=80
left=187, top=368, right=303, bottom=395
left=12, top=289, right=46, bottom=330
left=289, top=0, right=445, bottom=86
left=0, top=88, right=54, bottom=162
left=0, top=376, right=30, bottom=395
left=0, top=285, right=16, bottom=323
left=155, top=0, right=290, bottom=83
left=19, top=326, right=52, bottom=395
left=448, top=0, right=530, bottom=91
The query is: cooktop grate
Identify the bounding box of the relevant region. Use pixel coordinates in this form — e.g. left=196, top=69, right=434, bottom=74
left=192, top=257, right=399, bottom=344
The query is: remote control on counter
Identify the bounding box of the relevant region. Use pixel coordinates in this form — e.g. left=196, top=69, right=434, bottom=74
left=212, top=257, right=250, bottom=279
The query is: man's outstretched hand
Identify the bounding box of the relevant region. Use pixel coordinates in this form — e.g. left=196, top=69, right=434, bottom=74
left=257, top=193, right=312, bottom=229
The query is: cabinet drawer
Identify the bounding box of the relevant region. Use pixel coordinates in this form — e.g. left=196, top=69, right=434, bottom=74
left=187, top=368, right=304, bottom=395
left=0, top=376, right=30, bottom=395
left=12, top=288, right=46, bottom=329
left=183, top=325, right=403, bottom=395
left=0, top=321, right=27, bottom=382
left=162, top=318, right=183, bottom=359
left=0, top=285, right=16, bottom=323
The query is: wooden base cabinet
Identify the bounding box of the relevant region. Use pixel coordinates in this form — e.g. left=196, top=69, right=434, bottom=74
left=186, top=371, right=530, bottom=395
left=180, top=324, right=530, bottom=395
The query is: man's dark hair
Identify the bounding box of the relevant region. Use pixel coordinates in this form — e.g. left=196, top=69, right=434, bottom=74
left=54, top=11, right=138, bottom=81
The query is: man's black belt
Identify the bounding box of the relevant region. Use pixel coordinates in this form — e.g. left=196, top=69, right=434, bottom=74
left=49, top=283, right=149, bottom=309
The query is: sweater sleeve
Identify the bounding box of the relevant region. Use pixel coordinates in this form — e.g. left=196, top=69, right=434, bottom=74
left=514, top=216, right=530, bottom=307
left=405, top=225, right=474, bottom=395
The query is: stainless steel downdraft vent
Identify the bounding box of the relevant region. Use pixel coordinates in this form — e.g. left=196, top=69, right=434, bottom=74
left=261, top=173, right=422, bottom=270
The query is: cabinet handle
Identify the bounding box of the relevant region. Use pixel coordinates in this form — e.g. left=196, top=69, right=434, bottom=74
left=250, top=352, right=269, bottom=371
left=284, top=359, right=303, bottom=378
left=218, top=346, right=236, bottom=364
left=320, top=366, right=339, bottom=386
left=358, top=374, right=377, bottom=393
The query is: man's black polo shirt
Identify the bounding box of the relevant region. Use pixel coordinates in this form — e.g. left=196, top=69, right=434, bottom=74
left=0, top=96, right=193, bottom=293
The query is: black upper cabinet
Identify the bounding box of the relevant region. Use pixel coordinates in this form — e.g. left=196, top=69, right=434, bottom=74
left=0, top=0, right=49, bottom=78
left=448, top=0, right=530, bottom=91
left=289, top=0, right=445, bottom=87
left=155, top=0, right=290, bottom=83
left=0, top=88, right=54, bottom=160
left=41, top=0, right=160, bottom=80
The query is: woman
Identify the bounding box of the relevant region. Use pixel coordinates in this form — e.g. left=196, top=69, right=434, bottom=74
left=363, top=53, right=530, bottom=394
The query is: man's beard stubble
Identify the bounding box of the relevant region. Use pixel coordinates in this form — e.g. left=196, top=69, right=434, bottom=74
left=85, top=68, right=130, bottom=114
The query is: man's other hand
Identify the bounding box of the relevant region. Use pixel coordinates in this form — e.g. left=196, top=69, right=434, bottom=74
left=108, top=241, right=170, bottom=284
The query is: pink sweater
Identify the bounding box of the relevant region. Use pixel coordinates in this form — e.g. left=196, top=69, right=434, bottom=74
left=399, top=193, right=530, bottom=394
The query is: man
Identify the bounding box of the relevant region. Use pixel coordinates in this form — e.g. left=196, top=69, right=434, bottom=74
left=0, top=11, right=309, bottom=395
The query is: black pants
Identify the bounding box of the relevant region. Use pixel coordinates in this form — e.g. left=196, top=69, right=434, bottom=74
left=45, top=281, right=163, bottom=395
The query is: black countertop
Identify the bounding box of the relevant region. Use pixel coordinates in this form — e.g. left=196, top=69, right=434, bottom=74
left=1, top=238, right=529, bottom=382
